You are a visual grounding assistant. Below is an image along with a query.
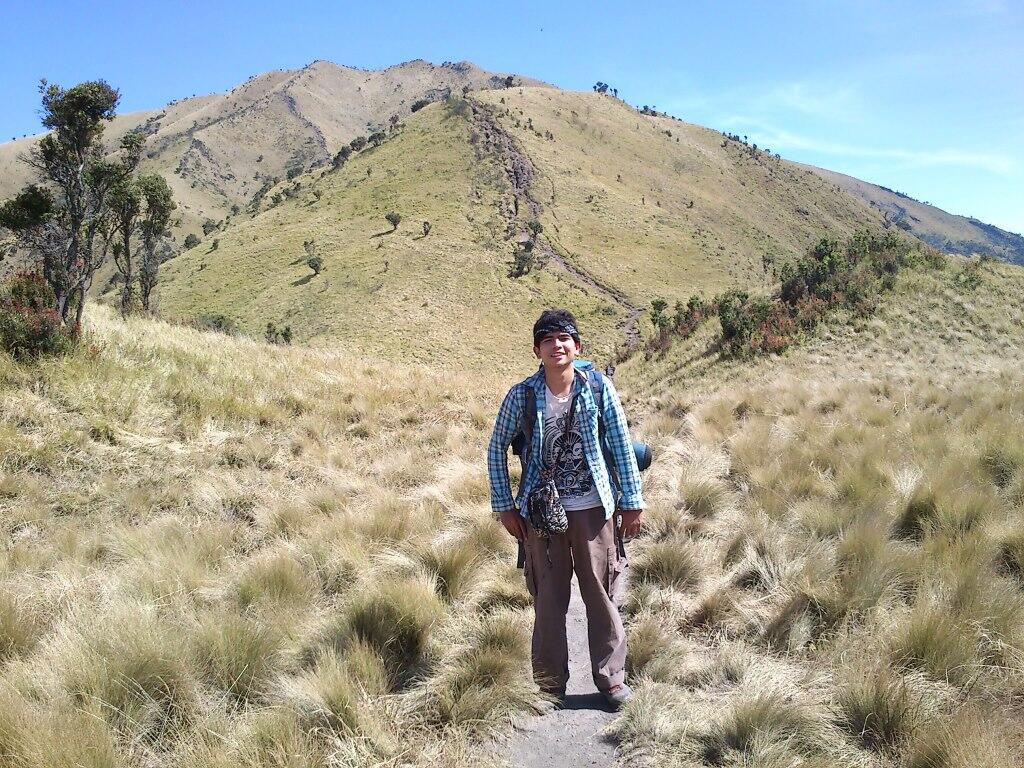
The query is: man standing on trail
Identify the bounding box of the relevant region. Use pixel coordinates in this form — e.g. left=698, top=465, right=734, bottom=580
left=487, top=308, right=645, bottom=709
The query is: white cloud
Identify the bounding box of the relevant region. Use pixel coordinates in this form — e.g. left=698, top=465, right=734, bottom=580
left=721, top=118, right=1016, bottom=175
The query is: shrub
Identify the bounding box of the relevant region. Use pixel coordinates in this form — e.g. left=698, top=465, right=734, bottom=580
left=385, top=211, right=401, bottom=231
left=183, top=233, right=200, bottom=249
left=332, top=145, right=352, bottom=168
left=192, top=313, right=239, bottom=335
left=411, top=99, right=430, bottom=112
left=265, top=322, right=292, bottom=345
left=0, top=272, right=73, bottom=359
left=367, top=131, right=386, bottom=148
left=349, top=136, right=367, bottom=152
left=508, top=245, right=536, bottom=278
left=422, top=220, right=431, bottom=237
left=307, top=256, right=324, bottom=276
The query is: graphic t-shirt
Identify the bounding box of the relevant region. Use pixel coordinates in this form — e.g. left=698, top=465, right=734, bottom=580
left=542, top=386, right=603, bottom=511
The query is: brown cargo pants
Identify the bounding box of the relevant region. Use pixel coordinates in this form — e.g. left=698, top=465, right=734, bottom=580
left=523, top=505, right=627, bottom=693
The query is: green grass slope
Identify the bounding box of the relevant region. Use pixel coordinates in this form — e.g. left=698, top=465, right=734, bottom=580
left=474, top=88, right=887, bottom=305
left=805, top=163, right=1024, bottom=266
left=153, top=88, right=902, bottom=368
left=155, top=100, right=619, bottom=371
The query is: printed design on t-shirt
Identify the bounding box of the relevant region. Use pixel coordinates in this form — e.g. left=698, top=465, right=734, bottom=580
left=542, top=408, right=593, bottom=499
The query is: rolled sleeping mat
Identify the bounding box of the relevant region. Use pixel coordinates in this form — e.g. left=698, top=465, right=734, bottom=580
left=633, top=441, right=652, bottom=472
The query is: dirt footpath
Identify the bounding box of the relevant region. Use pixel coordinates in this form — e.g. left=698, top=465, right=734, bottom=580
left=499, top=575, right=621, bottom=768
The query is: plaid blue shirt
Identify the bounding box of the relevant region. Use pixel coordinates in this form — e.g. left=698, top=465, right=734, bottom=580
left=487, top=366, right=645, bottom=519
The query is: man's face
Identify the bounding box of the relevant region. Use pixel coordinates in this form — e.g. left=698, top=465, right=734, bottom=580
left=534, top=332, right=581, bottom=367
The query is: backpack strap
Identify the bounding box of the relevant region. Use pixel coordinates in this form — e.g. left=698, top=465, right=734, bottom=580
left=587, top=369, right=614, bottom=471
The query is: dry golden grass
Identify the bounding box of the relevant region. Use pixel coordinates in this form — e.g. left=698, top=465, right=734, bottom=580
left=613, top=353, right=1024, bottom=766
left=0, top=304, right=545, bottom=766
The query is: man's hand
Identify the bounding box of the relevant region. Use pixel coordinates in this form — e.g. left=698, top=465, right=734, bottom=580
left=618, top=509, right=644, bottom=539
left=499, top=509, right=527, bottom=540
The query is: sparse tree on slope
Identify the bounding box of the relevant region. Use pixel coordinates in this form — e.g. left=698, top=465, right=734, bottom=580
left=137, top=174, right=175, bottom=312
left=386, top=212, right=401, bottom=232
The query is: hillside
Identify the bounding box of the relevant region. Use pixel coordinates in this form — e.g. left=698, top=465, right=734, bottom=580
left=804, top=163, right=1024, bottom=265
left=150, top=88, right=898, bottom=368
left=0, top=60, right=546, bottom=241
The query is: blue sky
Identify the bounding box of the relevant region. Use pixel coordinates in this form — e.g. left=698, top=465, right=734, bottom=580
left=2, top=0, right=1021, bottom=233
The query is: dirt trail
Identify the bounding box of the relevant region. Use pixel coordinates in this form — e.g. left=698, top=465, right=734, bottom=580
left=497, top=576, right=621, bottom=768
left=470, top=102, right=641, bottom=352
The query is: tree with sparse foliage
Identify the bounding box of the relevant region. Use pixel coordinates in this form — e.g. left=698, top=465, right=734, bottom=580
left=649, top=298, right=669, bottom=329
left=106, top=133, right=149, bottom=315
left=385, top=212, right=401, bottom=232
left=307, top=255, right=324, bottom=275
left=422, top=221, right=431, bottom=237
left=0, top=79, right=122, bottom=331
left=137, top=174, right=175, bottom=312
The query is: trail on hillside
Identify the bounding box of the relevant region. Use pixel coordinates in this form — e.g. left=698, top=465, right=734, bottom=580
left=470, top=101, right=642, bottom=352
left=496, top=576, right=622, bottom=768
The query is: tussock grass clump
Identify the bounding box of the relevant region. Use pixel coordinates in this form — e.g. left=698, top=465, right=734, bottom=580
left=995, top=529, right=1024, bottom=582
left=342, top=578, right=444, bottom=687
left=417, top=610, right=538, bottom=731
left=834, top=666, right=920, bottom=753
left=678, top=476, right=732, bottom=519
left=631, top=535, right=701, bottom=591
left=233, top=549, right=318, bottom=610
left=888, top=604, right=979, bottom=688
left=417, top=534, right=485, bottom=603
left=192, top=612, right=283, bottom=702
left=60, top=610, right=195, bottom=741
left=701, top=692, right=822, bottom=764
left=0, top=593, right=40, bottom=661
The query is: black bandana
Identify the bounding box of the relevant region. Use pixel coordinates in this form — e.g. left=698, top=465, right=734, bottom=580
left=533, top=320, right=580, bottom=346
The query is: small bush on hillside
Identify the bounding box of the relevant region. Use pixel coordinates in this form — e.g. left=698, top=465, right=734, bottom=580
left=367, top=131, right=386, bottom=148
left=265, top=322, right=293, bottom=345
left=508, top=244, right=536, bottom=278
left=411, top=99, right=430, bottom=113
left=0, top=272, right=73, bottom=359
left=422, top=220, right=432, bottom=237
left=192, top=313, right=239, bottom=335
left=349, top=135, right=367, bottom=152
left=385, top=212, right=401, bottom=232
left=183, top=233, right=200, bottom=249
left=332, top=145, right=352, bottom=168
left=307, top=256, right=324, bottom=276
